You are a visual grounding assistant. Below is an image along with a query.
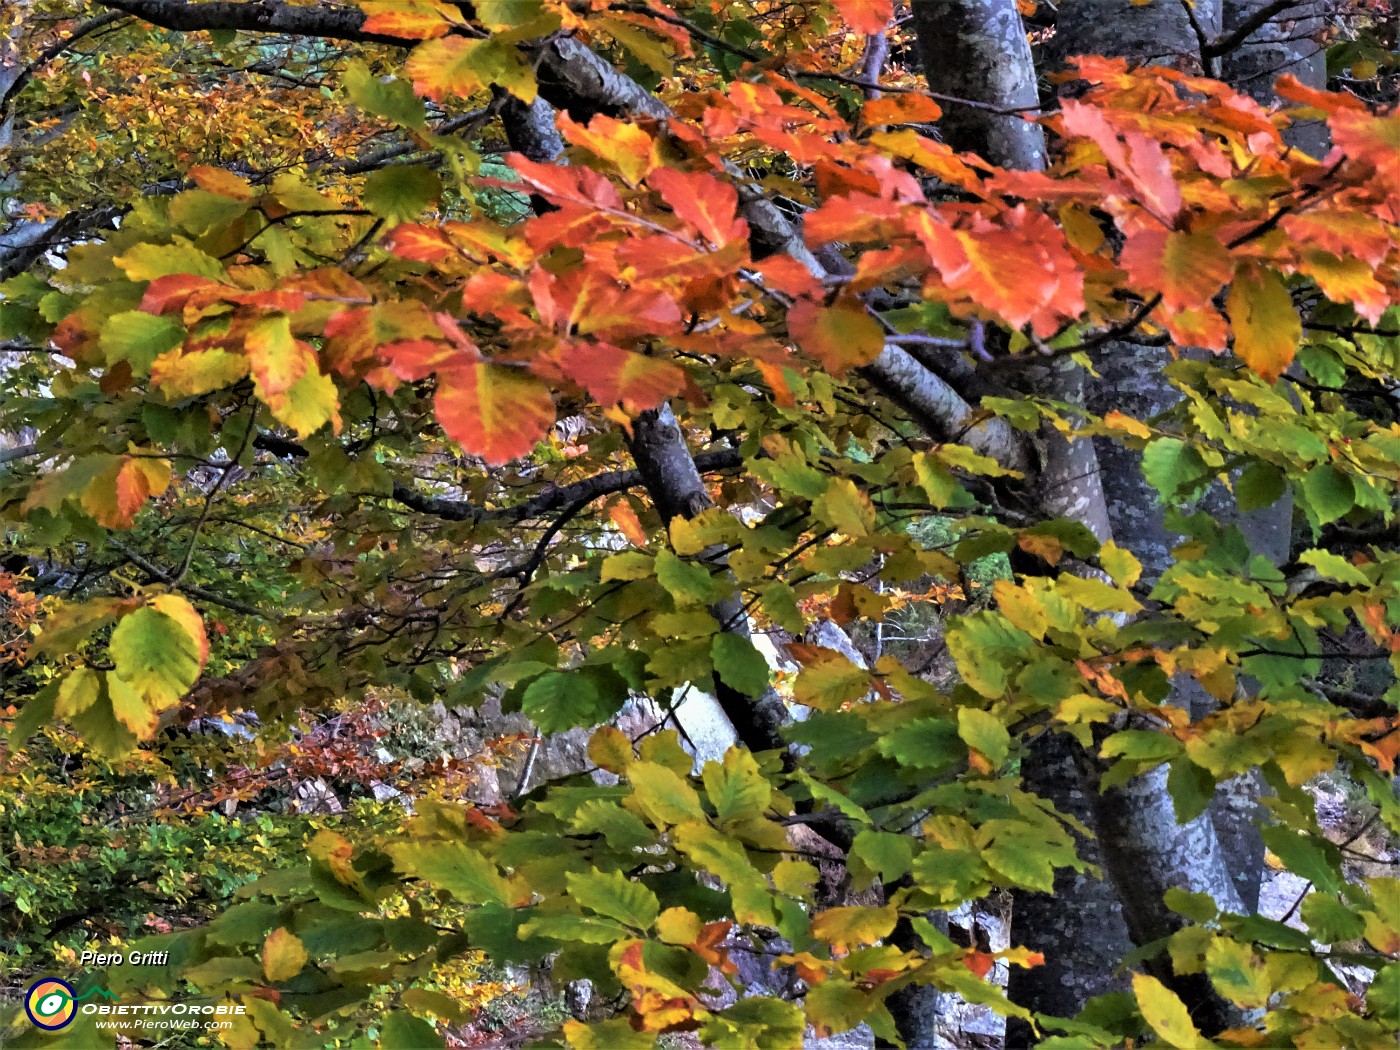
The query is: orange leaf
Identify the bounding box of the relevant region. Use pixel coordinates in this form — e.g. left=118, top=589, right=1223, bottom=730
left=609, top=500, right=648, bottom=547
left=647, top=168, right=747, bottom=246
left=1060, top=101, right=1181, bottom=223
left=787, top=297, right=884, bottom=372
left=1121, top=229, right=1234, bottom=316
left=831, top=0, right=893, bottom=34
left=963, top=951, right=995, bottom=979
left=560, top=340, right=686, bottom=411
left=862, top=94, right=942, bottom=127
left=84, top=457, right=172, bottom=529
left=356, top=0, right=465, bottom=39
left=384, top=223, right=461, bottom=264
left=555, top=113, right=659, bottom=186
left=435, top=363, right=555, bottom=465
left=1298, top=250, right=1390, bottom=325
left=188, top=166, right=254, bottom=202
left=140, top=274, right=220, bottom=316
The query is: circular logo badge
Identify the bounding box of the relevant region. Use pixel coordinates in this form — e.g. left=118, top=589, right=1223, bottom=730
left=25, top=978, right=77, bottom=1031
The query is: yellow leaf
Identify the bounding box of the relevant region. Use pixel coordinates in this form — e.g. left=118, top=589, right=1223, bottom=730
left=406, top=36, right=536, bottom=104
left=655, top=907, right=702, bottom=945
left=810, top=904, right=898, bottom=952
left=1227, top=264, right=1300, bottom=383
left=587, top=726, right=634, bottom=775
left=262, top=928, right=308, bottom=982
left=1132, top=974, right=1213, bottom=1049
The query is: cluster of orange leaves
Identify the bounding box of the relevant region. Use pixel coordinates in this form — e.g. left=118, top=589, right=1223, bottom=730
left=102, top=54, right=1397, bottom=484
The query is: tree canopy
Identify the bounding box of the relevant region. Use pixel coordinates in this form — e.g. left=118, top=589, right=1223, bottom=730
left=0, top=0, right=1397, bottom=1047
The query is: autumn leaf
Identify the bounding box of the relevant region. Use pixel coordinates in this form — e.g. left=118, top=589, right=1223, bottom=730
left=788, top=298, right=885, bottom=372
left=262, top=929, right=309, bottom=982
left=82, top=456, right=172, bottom=529
left=830, top=0, right=894, bottom=34
left=435, top=362, right=555, bottom=465
left=355, top=0, right=465, bottom=39
left=1227, top=264, right=1300, bottom=382
left=1132, top=974, right=1211, bottom=1048
left=556, top=113, right=660, bottom=186
left=1121, top=229, right=1234, bottom=349
left=647, top=168, right=747, bottom=246
left=405, top=36, right=536, bottom=104
left=558, top=341, right=686, bottom=412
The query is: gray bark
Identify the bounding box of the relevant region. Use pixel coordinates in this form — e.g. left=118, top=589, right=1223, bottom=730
left=908, top=0, right=1046, bottom=171
left=1050, top=0, right=1259, bottom=1035
left=627, top=405, right=794, bottom=758
left=1049, top=0, right=1220, bottom=72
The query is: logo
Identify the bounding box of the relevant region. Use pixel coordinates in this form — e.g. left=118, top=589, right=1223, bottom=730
left=25, top=978, right=77, bottom=1031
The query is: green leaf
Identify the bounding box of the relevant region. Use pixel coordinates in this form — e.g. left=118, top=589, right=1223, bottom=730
left=1300, top=464, right=1355, bottom=525
left=655, top=549, right=721, bottom=606
left=957, top=708, right=1010, bottom=769
left=114, top=238, right=224, bottom=281
left=1204, top=938, right=1271, bottom=1009
left=982, top=835, right=1056, bottom=893
left=380, top=1011, right=445, bottom=1049
left=1261, top=826, right=1344, bottom=894
left=1298, top=548, right=1370, bottom=586
left=711, top=633, right=771, bottom=697
left=1167, top=759, right=1216, bottom=823
left=813, top=477, right=877, bottom=537
left=100, top=312, right=185, bottom=373
left=519, top=912, right=630, bottom=944
left=109, top=605, right=203, bottom=711
left=700, top=997, right=806, bottom=1050
left=793, top=650, right=870, bottom=711
left=1164, top=888, right=1218, bottom=924
left=701, top=747, right=771, bottom=823
left=849, top=830, right=913, bottom=885
left=1235, top=461, right=1286, bottom=511
left=946, top=612, right=1031, bottom=697
left=521, top=671, right=611, bottom=734
left=344, top=61, right=427, bottom=131
left=1301, top=891, right=1366, bottom=944
left=564, top=868, right=660, bottom=930
left=877, top=717, right=964, bottom=771
left=363, top=165, right=442, bottom=222
left=390, top=842, right=512, bottom=905
left=625, top=761, right=706, bottom=826
left=1142, top=438, right=1210, bottom=502
left=168, top=189, right=250, bottom=235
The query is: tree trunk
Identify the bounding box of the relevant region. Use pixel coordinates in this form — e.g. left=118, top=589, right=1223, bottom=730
left=1047, top=1, right=1259, bottom=1034
left=907, top=5, right=1140, bottom=1038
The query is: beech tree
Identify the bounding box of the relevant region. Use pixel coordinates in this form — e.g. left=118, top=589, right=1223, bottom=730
left=1, top=0, right=1397, bottom=1047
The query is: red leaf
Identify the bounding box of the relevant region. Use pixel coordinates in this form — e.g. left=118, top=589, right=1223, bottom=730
left=560, top=340, right=686, bottom=411
left=140, top=274, right=219, bottom=315
left=435, top=363, right=555, bottom=465
left=648, top=168, right=748, bottom=246
left=963, top=951, right=995, bottom=980
left=385, top=223, right=460, bottom=264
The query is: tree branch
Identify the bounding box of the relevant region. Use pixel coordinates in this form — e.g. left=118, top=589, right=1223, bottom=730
left=94, top=0, right=406, bottom=46
left=1204, top=0, right=1304, bottom=57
